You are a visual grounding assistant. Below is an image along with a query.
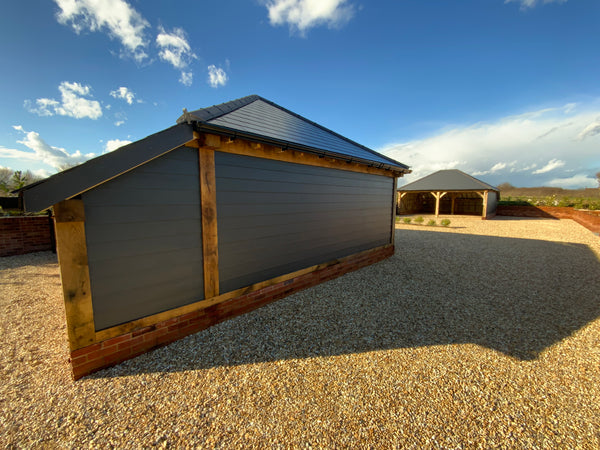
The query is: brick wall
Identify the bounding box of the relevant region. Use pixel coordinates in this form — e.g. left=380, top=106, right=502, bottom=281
left=496, top=205, right=600, bottom=234
left=0, top=216, right=54, bottom=257
left=70, top=244, right=395, bottom=380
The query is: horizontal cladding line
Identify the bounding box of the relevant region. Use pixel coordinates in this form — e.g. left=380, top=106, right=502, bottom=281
left=92, top=274, right=203, bottom=303
left=87, top=245, right=203, bottom=264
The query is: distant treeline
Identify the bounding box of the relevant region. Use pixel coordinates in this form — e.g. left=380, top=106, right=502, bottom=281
left=0, top=168, right=43, bottom=197
left=497, top=183, right=600, bottom=199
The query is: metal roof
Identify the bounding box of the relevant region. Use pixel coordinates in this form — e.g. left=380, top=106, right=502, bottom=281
left=398, top=170, right=498, bottom=192
left=177, top=95, right=409, bottom=172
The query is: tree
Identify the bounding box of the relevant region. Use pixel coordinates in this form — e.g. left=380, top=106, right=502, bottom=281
left=596, top=171, right=600, bottom=189
left=0, top=169, right=43, bottom=196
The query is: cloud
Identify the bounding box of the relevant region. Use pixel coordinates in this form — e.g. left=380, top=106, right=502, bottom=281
left=505, top=0, right=568, bottom=10
left=264, top=0, right=355, bottom=34
left=25, top=81, right=102, bottom=119
left=54, top=0, right=150, bottom=61
left=576, top=120, right=600, bottom=141
left=104, top=139, right=132, bottom=153
left=179, top=72, right=193, bottom=87
left=207, top=65, right=228, bottom=88
left=1, top=126, right=96, bottom=170
left=546, top=174, right=598, bottom=189
left=380, top=103, right=600, bottom=189
left=156, top=26, right=197, bottom=85
left=110, top=86, right=136, bottom=104
left=532, top=159, right=565, bottom=174
left=114, top=120, right=125, bottom=127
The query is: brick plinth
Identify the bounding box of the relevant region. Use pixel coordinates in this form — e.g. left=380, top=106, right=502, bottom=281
left=0, top=216, right=54, bottom=257
left=496, top=206, right=600, bottom=234
left=70, top=245, right=394, bottom=380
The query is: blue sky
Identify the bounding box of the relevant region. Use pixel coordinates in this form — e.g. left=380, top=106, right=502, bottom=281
left=1, top=0, right=599, bottom=188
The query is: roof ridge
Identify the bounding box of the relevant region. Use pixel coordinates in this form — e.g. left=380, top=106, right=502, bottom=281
left=177, top=95, right=261, bottom=124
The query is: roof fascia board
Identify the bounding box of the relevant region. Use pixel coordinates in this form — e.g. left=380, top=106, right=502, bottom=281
left=22, top=123, right=194, bottom=212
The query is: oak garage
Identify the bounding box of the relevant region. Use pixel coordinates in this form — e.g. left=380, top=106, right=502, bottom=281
left=21, top=95, right=410, bottom=379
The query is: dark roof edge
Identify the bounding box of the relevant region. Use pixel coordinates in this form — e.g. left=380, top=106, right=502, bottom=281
left=178, top=95, right=409, bottom=171
left=21, top=123, right=194, bottom=212
left=195, top=122, right=410, bottom=174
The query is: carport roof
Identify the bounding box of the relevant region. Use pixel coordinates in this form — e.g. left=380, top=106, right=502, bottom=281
left=399, top=169, right=498, bottom=192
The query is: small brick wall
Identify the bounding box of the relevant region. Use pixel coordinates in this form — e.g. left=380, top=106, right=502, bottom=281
left=70, top=245, right=395, bottom=380
left=0, top=216, right=54, bottom=257
left=496, top=205, right=600, bottom=234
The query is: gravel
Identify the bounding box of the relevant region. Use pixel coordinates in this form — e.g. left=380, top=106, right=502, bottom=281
left=1, top=216, right=599, bottom=448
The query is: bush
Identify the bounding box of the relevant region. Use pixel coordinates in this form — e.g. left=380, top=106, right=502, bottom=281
left=440, top=218, right=451, bottom=227
left=403, top=217, right=412, bottom=224
left=414, top=216, right=424, bottom=224
left=427, top=219, right=437, bottom=226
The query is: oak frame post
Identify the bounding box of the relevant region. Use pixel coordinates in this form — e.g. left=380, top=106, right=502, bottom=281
left=199, top=144, right=220, bottom=299
left=53, top=199, right=96, bottom=350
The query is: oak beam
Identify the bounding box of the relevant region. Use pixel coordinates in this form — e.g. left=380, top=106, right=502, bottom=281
left=203, top=133, right=400, bottom=178
left=53, top=200, right=96, bottom=351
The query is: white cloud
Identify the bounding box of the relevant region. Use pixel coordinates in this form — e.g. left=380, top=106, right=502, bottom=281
left=546, top=174, right=597, bottom=189
left=104, top=139, right=132, bottom=153
left=207, top=65, right=228, bottom=88
left=114, top=120, right=125, bottom=127
left=156, top=26, right=197, bottom=85
left=179, top=72, right=193, bottom=87
left=576, top=120, right=600, bottom=141
left=264, top=0, right=355, bottom=34
left=54, top=0, right=150, bottom=61
left=110, top=86, right=136, bottom=104
left=532, top=159, right=565, bottom=174
left=505, top=0, right=568, bottom=10
left=381, top=103, right=600, bottom=189
left=1, top=126, right=96, bottom=170
left=25, top=81, right=102, bottom=119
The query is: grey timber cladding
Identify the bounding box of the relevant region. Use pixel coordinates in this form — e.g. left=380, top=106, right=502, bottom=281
left=215, top=152, right=393, bottom=293
left=82, top=147, right=204, bottom=331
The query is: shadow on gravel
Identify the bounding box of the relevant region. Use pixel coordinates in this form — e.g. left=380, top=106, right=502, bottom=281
left=92, top=229, right=600, bottom=378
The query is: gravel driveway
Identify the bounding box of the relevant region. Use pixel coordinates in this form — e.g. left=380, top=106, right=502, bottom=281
left=1, top=216, right=599, bottom=448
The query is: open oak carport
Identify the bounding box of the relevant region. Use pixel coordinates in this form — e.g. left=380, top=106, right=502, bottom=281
left=397, top=169, right=499, bottom=219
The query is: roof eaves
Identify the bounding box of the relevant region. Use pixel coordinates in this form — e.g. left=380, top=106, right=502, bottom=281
left=194, top=122, right=410, bottom=174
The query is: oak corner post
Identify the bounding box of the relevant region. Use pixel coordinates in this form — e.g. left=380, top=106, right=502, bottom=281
left=53, top=199, right=96, bottom=351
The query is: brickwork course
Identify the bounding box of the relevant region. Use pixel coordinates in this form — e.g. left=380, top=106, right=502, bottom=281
left=496, top=205, right=600, bottom=233
left=70, top=245, right=394, bottom=379
left=0, top=216, right=53, bottom=257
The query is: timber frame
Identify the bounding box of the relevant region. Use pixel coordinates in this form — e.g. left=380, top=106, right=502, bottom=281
left=54, top=132, right=400, bottom=351
left=398, top=189, right=495, bottom=219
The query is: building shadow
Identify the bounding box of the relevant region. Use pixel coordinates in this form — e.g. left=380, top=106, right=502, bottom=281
left=92, top=229, right=600, bottom=378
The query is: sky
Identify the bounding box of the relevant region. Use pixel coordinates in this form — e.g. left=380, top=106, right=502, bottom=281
left=1, top=0, right=599, bottom=188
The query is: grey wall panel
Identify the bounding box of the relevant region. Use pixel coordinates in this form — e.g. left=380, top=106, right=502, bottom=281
left=82, top=147, right=203, bottom=331
left=487, top=191, right=499, bottom=215
left=215, top=152, right=393, bottom=293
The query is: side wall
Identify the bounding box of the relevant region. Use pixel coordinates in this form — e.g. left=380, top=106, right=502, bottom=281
left=215, top=152, right=393, bottom=293
left=55, top=134, right=398, bottom=379
left=82, top=147, right=204, bottom=331
left=0, top=216, right=54, bottom=257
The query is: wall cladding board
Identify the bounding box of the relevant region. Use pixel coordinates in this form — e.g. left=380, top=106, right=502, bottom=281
left=215, top=152, right=393, bottom=293
left=82, top=147, right=204, bottom=331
